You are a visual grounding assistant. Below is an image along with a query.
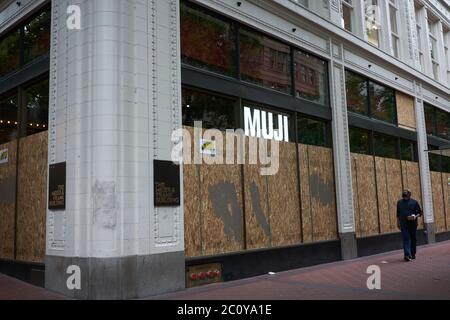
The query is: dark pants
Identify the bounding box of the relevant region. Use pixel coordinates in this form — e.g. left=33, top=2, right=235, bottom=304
left=400, top=220, right=417, bottom=258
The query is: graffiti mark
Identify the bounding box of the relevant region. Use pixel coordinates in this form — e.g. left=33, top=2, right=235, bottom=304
left=250, top=183, right=270, bottom=237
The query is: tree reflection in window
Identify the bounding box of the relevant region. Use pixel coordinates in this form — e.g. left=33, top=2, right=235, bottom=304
left=0, top=29, right=21, bottom=76
left=23, top=9, right=51, bottom=64
left=0, top=94, right=18, bottom=144
left=25, top=79, right=49, bottom=136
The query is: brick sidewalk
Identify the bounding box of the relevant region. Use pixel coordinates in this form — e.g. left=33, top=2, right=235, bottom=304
left=1, top=241, right=449, bottom=300
left=153, top=240, right=450, bottom=300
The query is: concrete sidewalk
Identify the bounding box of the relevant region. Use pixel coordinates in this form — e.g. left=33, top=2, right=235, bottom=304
left=1, top=241, right=449, bottom=300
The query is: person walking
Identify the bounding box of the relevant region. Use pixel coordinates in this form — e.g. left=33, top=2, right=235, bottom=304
left=397, top=189, right=423, bottom=262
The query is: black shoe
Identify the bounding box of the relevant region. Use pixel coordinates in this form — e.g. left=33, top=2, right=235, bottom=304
left=412, top=255, right=416, bottom=260
left=404, top=256, right=412, bottom=262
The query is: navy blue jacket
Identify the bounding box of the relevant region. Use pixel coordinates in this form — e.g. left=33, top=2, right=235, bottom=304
left=397, top=199, right=422, bottom=219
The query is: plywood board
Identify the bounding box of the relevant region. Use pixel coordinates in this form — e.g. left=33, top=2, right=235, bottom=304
left=402, top=161, right=424, bottom=230
left=440, top=173, right=450, bottom=231
left=299, top=144, right=312, bottom=242
left=430, top=171, right=446, bottom=233
left=307, top=145, right=338, bottom=241
left=199, top=161, right=244, bottom=256
left=385, top=158, right=404, bottom=233
left=375, top=157, right=391, bottom=234
left=267, top=141, right=301, bottom=247
left=16, top=132, right=48, bottom=263
left=350, top=154, right=362, bottom=237
left=243, top=137, right=271, bottom=250
left=0, top=140, right=17, bottom=260
left=354, top=154, right=379, bottom=237
left=396, top=91, right=416, bottom=131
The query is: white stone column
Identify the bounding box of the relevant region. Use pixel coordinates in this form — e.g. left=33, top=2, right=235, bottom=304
left=330, top=42, right=358, bottom=259
left=45, top=0, right=184, bottom=299
left=414, top=82, right=436, bottom=243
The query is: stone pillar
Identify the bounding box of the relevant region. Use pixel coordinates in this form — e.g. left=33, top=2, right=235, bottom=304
left=414, top=82, right=436, bottom=244
left=45, top=0, right=184, bottom=299
left=330, top=42, right=358, bottom=260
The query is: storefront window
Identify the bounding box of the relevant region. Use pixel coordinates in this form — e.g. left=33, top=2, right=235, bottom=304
left=294, top=50, right=329, bottom=106
left=428, top=145, right=441, bottom=172
left=297, top=116, right=328, bottom=147
left=346, top=71, right=368, bottom=116
left=182, top=88, right=239, bottom=130
left=370, top=82, right=396, bottom=123
left=25, top=79, right=49, bottom=136
left=349, top=127, right=371, bottom=155
left=0, top=29, right=21, bottom=77
left=180, top=0, right=237, bottom=77
left=424, top=104, right=435, bottom=135
left=435, top=108, right=450, bottom=140
left=239, top=27, right=291, bottom=94
left=400, top=139, right=416, bottom=162
left=373, top=132, right=398, bottom=159
left=0, top=94, right=18, bottom=144
left=23, top=9, right=51, bottom=64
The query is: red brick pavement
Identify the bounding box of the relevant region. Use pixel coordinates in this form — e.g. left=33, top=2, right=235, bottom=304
left=0, top=241, right=449, bottom=300
left=154, top=240, right=450, bottom=300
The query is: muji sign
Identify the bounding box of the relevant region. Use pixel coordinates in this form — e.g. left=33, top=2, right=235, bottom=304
left=244, top=107, right=289, bottom=142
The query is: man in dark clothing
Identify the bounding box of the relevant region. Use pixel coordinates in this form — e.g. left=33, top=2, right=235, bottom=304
left=397, top=189, right=423, bottom=262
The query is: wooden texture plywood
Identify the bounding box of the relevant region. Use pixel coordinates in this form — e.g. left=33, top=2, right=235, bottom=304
left=440, top=173, right=450, bottom=231
left=306, top=145, right=338, bottom=241
left=353, top=154, right=379, bottom=237
left=401, top=161, right=424, bottom=229
left=396, top=92, right=416, bottom=131
left=199, top=161, right=244, bottom=256
left=431, top=171, right=446, bottom=233
left=267, top=141, right=301, bottom=247
left=299, top=144, right=313, bottom=242
left=243, top=138, right=271, bottom=250
left=351, top=155, right=361, bottom=237
left=0, top=140, right=17, bottom=260
left=385, top=158, right=404, bottom=233
left=375, top=157, right=391, bottom=234
left=16, top=132, right=48, bottom=263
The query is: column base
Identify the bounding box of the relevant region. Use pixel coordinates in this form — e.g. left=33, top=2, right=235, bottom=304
left=339, top=232, right=358, bottom=260
left=424, top=222, right=436, bottom=244
left=45, top=251, right=185, bottom=300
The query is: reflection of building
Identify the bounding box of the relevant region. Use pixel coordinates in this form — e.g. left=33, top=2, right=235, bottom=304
left=1, top=0, right=450, bottom=300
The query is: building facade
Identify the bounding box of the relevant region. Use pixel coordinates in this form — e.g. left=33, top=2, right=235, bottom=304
left=0, top=0, right=450, bottom=299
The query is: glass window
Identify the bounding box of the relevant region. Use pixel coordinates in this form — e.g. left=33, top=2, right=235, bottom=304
left=23, top=8, right=51, bottom=64
left=369, top=82, right=396, bottom=124
left=365, top=0, right=380, bottom=47
left=346, top=71, right=369, bottom=116
left=239, top=27, right=291, bottom=94
left=297, top=116, right=328, bottom=147
left=349, top=127, right=371, bottom=155
left=400, top=139, right=416, bottom=162
left=441, top=155, right=450, bottom=173
left=435, top=108, right=450, bottom=140
left=428, top=145, right=441, bottom=172
left=424, top=104, right=435, bottom=135
left=342, top=0, right=353, bottom=32
left=0, top=29, right=21, bottom=77
left=180, top=1, right=237, bottom=77
left=294, top=50, right=329, bottom=106
left=182, top=88, right=239, bottom=130
left=373, top=132, right=398, bottom=159
left=25, top=79, right=49, bottom=136
left=0, top=94, right=18, bottom=144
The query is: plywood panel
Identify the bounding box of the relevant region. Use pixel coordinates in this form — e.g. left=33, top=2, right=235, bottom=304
left=354, top=154, right=379, bottom=237
left=396, top=91, right=416, bottom=131
left=402, top=161, right=424, bottom=230
left=351, top=154, right=361, bottom=237
left=440, top=173, right=450, bottom=231
left=299, top=144, right=312, bottom=242
left=431, top=171, right=446, bottom=233
left=16, top=132, right=48, bottom=263
left=385, top=158, right=404, bottom=233
left=0, top=140, right=17, bottom=260
left=267, top=141, right=301, bottom=247
left=183, top=126, right=202, bottom=258
left=307, top=145, right=338, bottom=241
left=375, top=157, right=391, bottom=234
left=243, top=137, right=271, bottom=250
left=199, top=161, right=244, bottom=256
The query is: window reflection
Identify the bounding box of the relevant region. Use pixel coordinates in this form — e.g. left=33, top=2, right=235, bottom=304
left=180, top=1, right=236, bottom=77
left=23, top=9, right=51, bottom=64
left=346, top=71, right=368, bottom=116
left=0, top=94, right=18, bottom=144
left=294, top=50, right=329, bottom=106
left=297, top=116, right=328, bottom=147
left=25, top=79, right=49, bottom=136
left=239, top=27, right=291, bottom=93
left=349, top=127, right=371, bottom=155
left=370, top=82, right=395, bottom=123
left=373, top=132, right=398, bottom=159
left=0, top=29, right=21, bottom=77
